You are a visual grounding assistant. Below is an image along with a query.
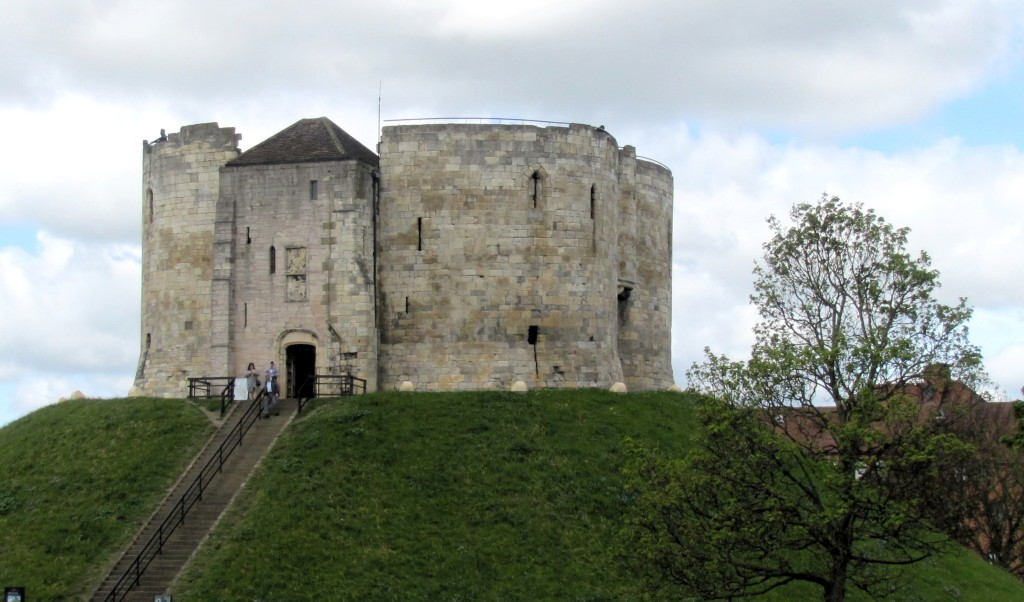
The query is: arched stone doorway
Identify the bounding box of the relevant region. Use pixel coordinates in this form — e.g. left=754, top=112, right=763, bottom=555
left=286, top=344, right=316, bottom=398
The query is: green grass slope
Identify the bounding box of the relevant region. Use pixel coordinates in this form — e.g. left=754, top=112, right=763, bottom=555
left=0, top=398, right=214, bottom=600
left=176, top=390, right=692, bottom=601
left=174, top=391, right=1024, bottom=601
left=2, top=392, right=1021, bottom=601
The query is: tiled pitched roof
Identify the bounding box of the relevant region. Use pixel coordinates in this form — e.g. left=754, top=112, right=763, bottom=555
left=770, top=377, right=1011, bottom=451
left=227, top=117, right=378, bottom=167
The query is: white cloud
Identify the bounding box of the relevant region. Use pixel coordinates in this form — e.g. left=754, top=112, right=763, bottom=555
left=971, top=307, right=1024, bottom=398
left=0, top=1, right=1019, bottom=136
left=658, top=128, right=1024, bottom=396
left=0, top=232, right=140, bottom=380
left=0, top=229, right=141, bottom=425
left=430, top=0, right=608, bottom=37
left=0, top=95, right=172, bottom=242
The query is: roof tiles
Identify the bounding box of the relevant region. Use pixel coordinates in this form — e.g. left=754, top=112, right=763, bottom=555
left=227, top=117, right=378, bottom=167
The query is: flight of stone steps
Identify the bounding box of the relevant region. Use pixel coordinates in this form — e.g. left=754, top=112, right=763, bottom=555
left=89, top=397, right=296, bottom=602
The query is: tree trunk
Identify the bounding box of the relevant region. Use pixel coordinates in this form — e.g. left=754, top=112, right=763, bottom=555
left=824, top=581, right=845, bottom=602
left=824, top=561, right=848, bottom=602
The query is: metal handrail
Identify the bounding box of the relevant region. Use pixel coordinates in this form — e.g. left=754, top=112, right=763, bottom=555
left=219, top=380, right=236, bottom=417
left=187, top=377, right=235, bottom=400
left=296, top=374, right=316, bottom=414
left=102, top=389, right=265, bottom=602
left=187, top=377, right=237, bottom=418
left=383, top=117, right=572, bottom=127
left=297, top=374, right=367, bottom=414
left=635, top=155, right=671, bottom=171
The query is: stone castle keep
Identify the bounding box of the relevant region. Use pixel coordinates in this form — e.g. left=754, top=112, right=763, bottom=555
left=133, top=118, right=673, bottom=398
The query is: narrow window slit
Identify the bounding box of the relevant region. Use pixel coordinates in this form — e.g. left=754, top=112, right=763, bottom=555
left=528, top=325, right=539, bottom=376
left=617, top=287, right=633, bottom=324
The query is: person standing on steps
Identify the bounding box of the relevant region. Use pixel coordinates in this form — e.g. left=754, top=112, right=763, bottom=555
left=264, top=361, right=280, bottom=417
left=245, top=362, right=260, bottom=401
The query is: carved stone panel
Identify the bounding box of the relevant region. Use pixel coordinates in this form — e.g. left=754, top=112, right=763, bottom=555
left=286, top=274, right=307, bottom=302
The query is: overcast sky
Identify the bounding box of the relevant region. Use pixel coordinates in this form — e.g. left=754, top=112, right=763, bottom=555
left=2, top=0, right=1023, bottom=425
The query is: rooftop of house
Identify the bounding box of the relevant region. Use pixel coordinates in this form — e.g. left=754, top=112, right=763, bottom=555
left=767, top=368, right=1015, bottom=452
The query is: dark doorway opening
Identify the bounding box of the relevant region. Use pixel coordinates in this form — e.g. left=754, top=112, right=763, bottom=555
left=286, top=344, right=316, bottom=398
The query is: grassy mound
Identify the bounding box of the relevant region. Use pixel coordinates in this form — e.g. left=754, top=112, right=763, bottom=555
left=2, top=391, right=1021, bottom=600
left=0, top=398, right=213, bottom=600
left=174, top=390, right=1024, bottom=601
left=175, top=390, right=694, bottom=600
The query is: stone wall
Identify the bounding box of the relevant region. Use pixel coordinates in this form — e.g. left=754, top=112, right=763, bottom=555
left=377, top=122, right=662, bottom=391
left=216, top=160, right=379, bottom=395
left=134, top=118, right=673, bottom=398
left=618, top=157, right=674, bottom=389
left=135, top=123, right=240, bottom=397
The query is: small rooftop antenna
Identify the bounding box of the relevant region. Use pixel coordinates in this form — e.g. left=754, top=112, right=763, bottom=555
left=377, top=81, right=382, bottom=145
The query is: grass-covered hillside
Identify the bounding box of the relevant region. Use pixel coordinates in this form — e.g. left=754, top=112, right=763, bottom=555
left=175, top=390, right=695, bottom=601
left=1, top=391, right=1022, bottom=601
left=0, top=398, right=214, bottom=600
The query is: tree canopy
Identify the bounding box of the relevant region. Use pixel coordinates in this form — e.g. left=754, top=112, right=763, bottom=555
left=621, top=195, right=986, bottom=602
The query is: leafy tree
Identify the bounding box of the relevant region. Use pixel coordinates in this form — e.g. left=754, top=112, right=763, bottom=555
left=620, top=196, right=985, bottom=602
left=930, top=400, right=1024, bottom=577
left=1001, top=400, right=1024, bottom=450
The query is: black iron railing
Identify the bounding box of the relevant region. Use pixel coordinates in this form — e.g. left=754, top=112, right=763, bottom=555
left=187, top=377, right=238, bottom=417
left=102, top=389, right=265, bottom=602
left=297, top=374, right=367, bottom=414
left=187, top=376, right=234, bottom=399
left=383, top=117, right=571, bottom=127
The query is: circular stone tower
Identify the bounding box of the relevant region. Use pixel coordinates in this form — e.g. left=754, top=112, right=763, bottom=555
left=376, top=122, right=673, bottom=391
left=133, top=123, right=240, bottom=397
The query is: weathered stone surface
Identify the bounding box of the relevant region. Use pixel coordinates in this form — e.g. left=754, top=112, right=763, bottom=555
left=610, top=382, right=628, bottom=394
left=135, top=123, right=241, bottom=398
left=133, top=119, right=673, bottom=398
